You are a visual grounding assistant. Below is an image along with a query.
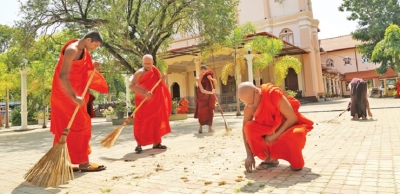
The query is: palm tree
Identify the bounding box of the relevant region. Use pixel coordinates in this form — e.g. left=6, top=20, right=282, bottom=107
left=221, top=22, right=257, bottom=116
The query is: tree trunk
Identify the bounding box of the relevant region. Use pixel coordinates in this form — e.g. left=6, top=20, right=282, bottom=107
left=234, top=49, right=241, bottom=116
left=5, top=88, right=9, bottom=128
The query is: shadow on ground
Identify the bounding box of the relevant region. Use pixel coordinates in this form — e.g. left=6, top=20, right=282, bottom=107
left=240, top=166, right=319, bottom=193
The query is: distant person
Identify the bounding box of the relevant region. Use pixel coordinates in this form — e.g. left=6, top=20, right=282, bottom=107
left=194, top=65, right=216, bottom=133
left=396, top=78, right=400, bottom=98
left=346, top=78, right=372, bottom=120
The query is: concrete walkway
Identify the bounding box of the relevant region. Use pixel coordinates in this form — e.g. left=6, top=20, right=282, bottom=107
left=0, top=97, right=399, bottom=194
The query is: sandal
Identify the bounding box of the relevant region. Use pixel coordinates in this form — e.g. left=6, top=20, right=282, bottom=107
left=79, top=163, right=107, bottom=172
left=135, top=145, right=142, bottom=153
left=256, top=160, right=279, bottom=170
left=198, top=129, right=203, bottom=134
left=152, top=143, right=167, bottom=149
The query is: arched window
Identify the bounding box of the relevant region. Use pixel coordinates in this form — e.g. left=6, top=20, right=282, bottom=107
left=326, top=59, right=334, bottom=67
left=279, top=28, right=294, bottom=44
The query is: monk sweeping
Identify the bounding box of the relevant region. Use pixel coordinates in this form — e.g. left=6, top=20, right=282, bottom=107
left=50, top=31, right=108, bottom=172
left=238, top=82, right=314, bottom=172
left=347, top=78, right=372, bottom=120
left=129, top=54, right=172, bottom=153
left=194, top=65, right=216, bottom=133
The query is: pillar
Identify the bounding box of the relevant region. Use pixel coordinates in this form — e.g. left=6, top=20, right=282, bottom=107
left=19, top=68, right=29, bottom=130
left=244, top=54, right=255, bottom=83
left=125, top=74, right=131, bottom=116
left=194, top=56, right=201, bottom=79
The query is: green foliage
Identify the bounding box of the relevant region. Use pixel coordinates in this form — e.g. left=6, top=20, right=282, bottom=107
left=274, top=56, right=302, bottom=86
left=156, top=58, right=168, bottom=74
left=372, top=24, right=400, bottom=72
left=11, top=107, right=21, bottom=125
left=17, top=0, right=238, bottom=73
left=285, top=90, right=297, bottom=98
left=114, top=104, right=126, bottom=113
left=339, top=0, right=400, bottom=71
left=220, top=22, right=257, bottom=85
left=247, top=36, right=284, bottom=71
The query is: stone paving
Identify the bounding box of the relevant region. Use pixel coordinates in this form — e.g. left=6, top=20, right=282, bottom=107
left=0, top=97, right=399, bottom=194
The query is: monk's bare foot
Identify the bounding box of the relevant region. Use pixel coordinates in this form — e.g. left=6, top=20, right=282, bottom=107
left=208, top=126, right=214, bottom=133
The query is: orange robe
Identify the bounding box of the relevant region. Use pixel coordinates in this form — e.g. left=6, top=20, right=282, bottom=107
left=133, top=66, right=171, bottom=146
left=244, top=83, right=313, bottom=169
left=396, top=80, right=400, bottom=98
left=194, top=71, right=216, bottom=125
left=50, top=39, right=108, bottom=164
left=177, top=98, right=189, bottom=113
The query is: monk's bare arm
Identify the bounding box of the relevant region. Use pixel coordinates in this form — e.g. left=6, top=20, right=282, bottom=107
left=275, top=96, right=298, bottom=135
left=59, top=47, right=83, bottom=105
left=196, top=78, right=214, bottom=95
left=242, top=106, right=254, bottom=157
left=129, top=71, right=147, bottom=95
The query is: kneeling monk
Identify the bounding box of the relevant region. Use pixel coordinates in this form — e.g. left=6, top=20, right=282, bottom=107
left=50, top=31, right=108, bottom=172
left=238, top=82, right=313, bottom=172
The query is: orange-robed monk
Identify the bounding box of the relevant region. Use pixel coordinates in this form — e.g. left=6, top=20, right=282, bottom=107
left=129, top=54, right=172, bottom=153
left=50, top=31, right=108, bottom=172
left=396, top=78, right=400, bottom=98
left=238, top=82, right=314, bottom=172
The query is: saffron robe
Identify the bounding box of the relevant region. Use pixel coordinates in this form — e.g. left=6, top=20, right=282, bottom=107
left=244, top=83, right=314, bottom=169
left=87, top=92, right=96, bottom=118
left=177, top=98, right=189, bottom=113
left=194, top=71, right=216, bottom=125
left=349, top=78, right=367, bottom=118
left=133, top=66, right=171, bottom=146
left=50, top=39, right=108, bottom=164
left=396, top=80, right=400, bottom=98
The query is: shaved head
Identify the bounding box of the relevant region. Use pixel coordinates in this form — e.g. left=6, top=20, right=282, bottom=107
left=238, top=82, right=257, bottom=105
left=143, top=54, right=153, bottom=60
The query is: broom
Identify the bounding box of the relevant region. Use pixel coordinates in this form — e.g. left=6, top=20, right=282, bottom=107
left=24, top=69, right=97, bottom=187
left=210, top=79, right=232, bottom=132
left=100, top=76, right=164, bottom=148
left=326, top=109, right=347, bottom=124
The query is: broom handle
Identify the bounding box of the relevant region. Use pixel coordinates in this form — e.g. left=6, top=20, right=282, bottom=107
left=66, top=69, right=97, bottom=130
left=209, top=79, right=224, bottom=113
left=119, top=75, right=165, bottom=126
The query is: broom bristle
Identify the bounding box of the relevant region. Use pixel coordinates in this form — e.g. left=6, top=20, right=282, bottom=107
left=24, top=143, right=74, bottom=187
left=100, top=125, right=124, bottom=148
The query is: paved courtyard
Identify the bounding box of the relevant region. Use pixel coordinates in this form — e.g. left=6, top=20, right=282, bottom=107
left=0, top=97, right=399, bottom=194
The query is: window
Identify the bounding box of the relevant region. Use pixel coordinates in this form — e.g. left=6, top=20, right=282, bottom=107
left=345, top=81, right=350, bottom=91
left=361, top=55, right=369, bottom=63
left=326, top=59, right=334, bottom=67
left=279, top=28, right=294, bottom=44
left=343, top=57, right=351, bottom=66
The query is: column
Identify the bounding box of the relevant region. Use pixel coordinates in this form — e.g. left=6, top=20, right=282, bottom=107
left=19, top=68, right=29, bottom=130
left=194, top=56, right=201, bottom=79
left=323, top=76, right=327, bottom=94
left=125, top=74, right=131, bottom=116
left=254, top=69, right=261, bottom=87
left=244, top=54, right=255, bottom=83
left=328, top=78, right=332, bottom=96
left=235, top=49, right=242, bottom=116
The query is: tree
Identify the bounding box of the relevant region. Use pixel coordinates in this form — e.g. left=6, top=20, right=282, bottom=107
left=17, top=0, right=239, bottom=73
left=220, top=22, right=257, bottom=116
left=339, top=0, right=400, bottom=74
left=371, top=24, right=400, bottom=72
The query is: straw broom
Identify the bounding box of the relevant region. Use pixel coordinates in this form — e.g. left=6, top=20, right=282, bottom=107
left=24, top=69, right=97, bottom=188
left=100, top=76, right=165, bottom=148
left=210, top=80, right=232, bottom=132
left=326, top=109, right=347, bottom=124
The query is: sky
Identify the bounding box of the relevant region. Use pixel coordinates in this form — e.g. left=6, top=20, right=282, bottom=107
left=0, top=0, right=358, bottom=40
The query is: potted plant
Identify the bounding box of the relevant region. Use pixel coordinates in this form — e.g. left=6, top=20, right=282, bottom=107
left=114, top=104, right=126, bottom=119
left=102, top=106, right=115, bottom=122
left=36, top=112, right=49, bottom=125
left=285, top=90, right=297, bottom=98
left=171, top=100, right=178, bottom=114
left=326, top=90, right=332, bottom=101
